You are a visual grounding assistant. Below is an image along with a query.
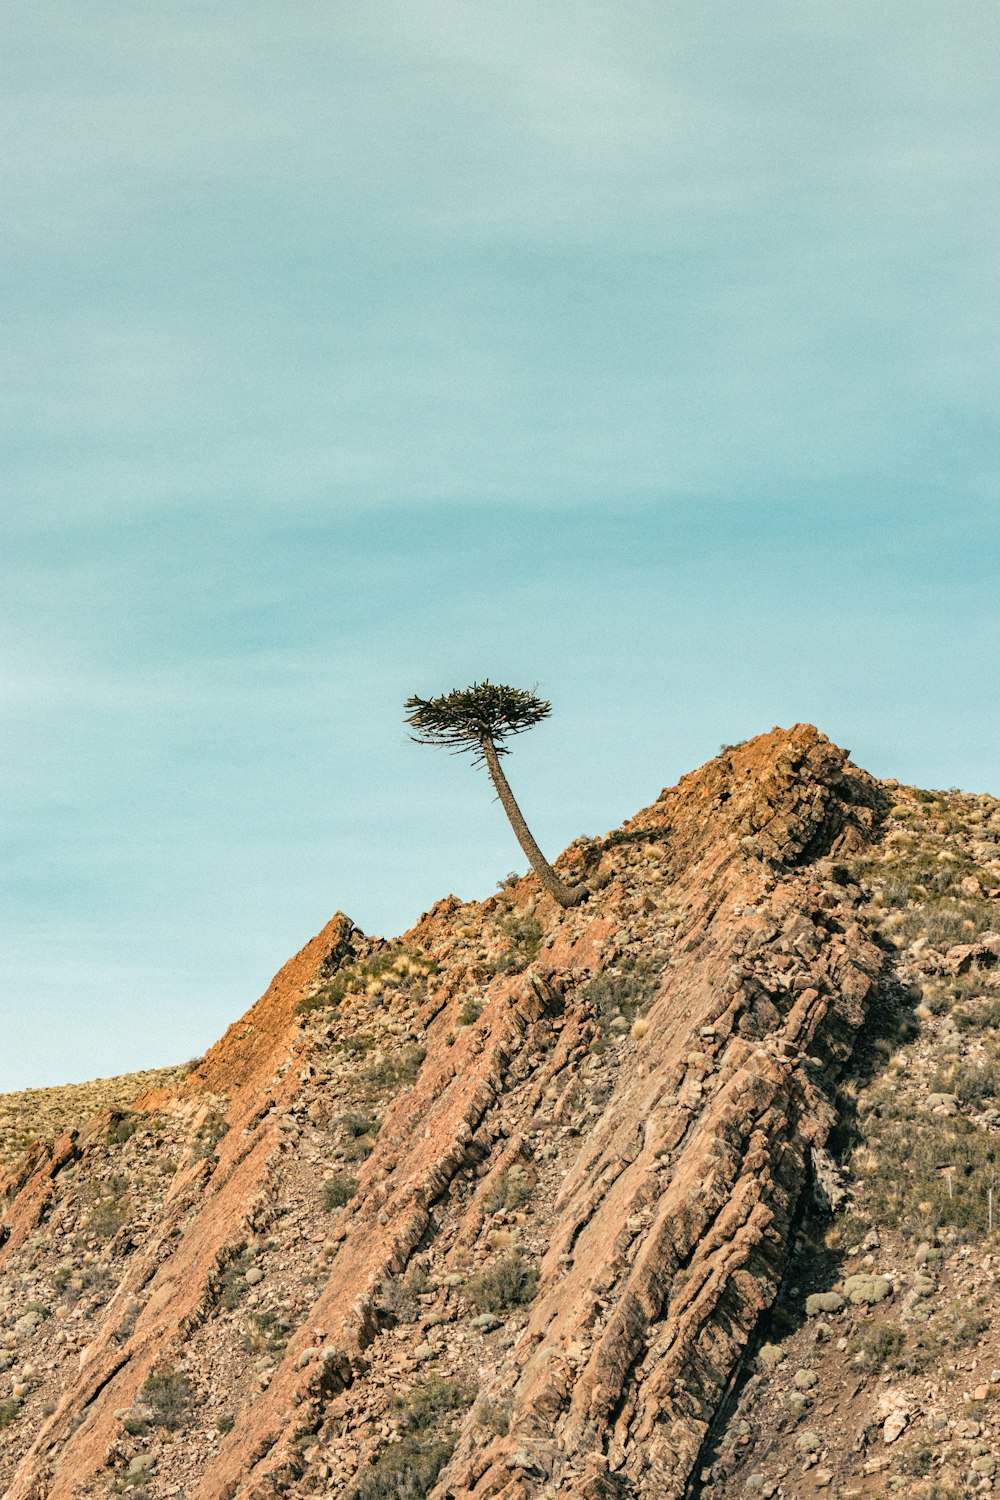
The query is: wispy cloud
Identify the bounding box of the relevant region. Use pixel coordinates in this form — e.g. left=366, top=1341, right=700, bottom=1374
left=3, top=3, right=998, bottom=1088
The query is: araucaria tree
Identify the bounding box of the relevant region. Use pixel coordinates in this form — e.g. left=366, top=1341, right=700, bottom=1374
left=404, top=681, right=587, bottom=909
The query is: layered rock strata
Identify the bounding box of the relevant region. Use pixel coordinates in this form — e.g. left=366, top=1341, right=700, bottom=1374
left=0, top=727, right=890, bottom=1498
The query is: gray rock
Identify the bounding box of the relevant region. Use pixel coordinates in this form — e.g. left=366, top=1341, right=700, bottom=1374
left=882, top=1409, right=907, bottom=1444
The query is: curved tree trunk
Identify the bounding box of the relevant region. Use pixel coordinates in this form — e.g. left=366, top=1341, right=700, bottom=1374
left=480, top=737, right=587, bottom=908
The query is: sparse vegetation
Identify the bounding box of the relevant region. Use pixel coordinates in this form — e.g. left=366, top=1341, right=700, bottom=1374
left=465, top=1252, right=538, bottom=1313
left=322, top=1172, right=359, bottom=1210
left=140, top=1368, right=192, bottom=1431
left=849, top=1320, right=905, bottom=1372
left=361, top=1046, right=427, bottom=1097
left=348, top=1377, right=475, bottom=1500
left=488, top=913, right=542, bottom=975
left=474, top=1396, right=511, bottom=1435
left=84, top=1175, right=130, bottom=1240
left=242, top=1308, right=291, bottom=1355
left=218, top=1247, right=256, bottom=1310
left=483, top=1166, right=532, bottom=1215
left=581, top=953, right=665, bottom=1039
left=192, top=1110, right=228, bottom=1160
left=297, top=944, right=438, bottom=1017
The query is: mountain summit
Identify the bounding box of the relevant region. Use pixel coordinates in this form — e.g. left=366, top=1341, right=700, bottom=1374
left=2, top=726, right=999, bottom=1499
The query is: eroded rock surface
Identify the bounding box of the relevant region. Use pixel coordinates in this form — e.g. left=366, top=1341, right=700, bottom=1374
left=5, top=726, right=983, bottom=1499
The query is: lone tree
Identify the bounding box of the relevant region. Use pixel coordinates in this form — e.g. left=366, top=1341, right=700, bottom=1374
left=404, top=681, right=588, bottom=909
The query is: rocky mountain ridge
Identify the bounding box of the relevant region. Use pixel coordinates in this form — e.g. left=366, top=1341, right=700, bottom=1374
left=2, top=726, right=998, bottom=1500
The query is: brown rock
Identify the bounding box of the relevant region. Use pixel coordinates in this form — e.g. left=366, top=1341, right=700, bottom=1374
left=0, top=728, right=889, bottom=1500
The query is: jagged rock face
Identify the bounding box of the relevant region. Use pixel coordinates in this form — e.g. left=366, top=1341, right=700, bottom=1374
left=0, top=727, right=890, bottom=1498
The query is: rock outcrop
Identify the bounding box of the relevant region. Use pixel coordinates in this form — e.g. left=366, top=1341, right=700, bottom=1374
left=1, top=726, right=996, bottom=1499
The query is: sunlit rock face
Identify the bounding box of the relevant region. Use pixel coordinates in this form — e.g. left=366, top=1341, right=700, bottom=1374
left=2, top=726, right=998, bottom=1499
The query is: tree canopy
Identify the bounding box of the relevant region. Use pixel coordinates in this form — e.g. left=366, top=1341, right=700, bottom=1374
left=403, top=681, right=551, bottom=760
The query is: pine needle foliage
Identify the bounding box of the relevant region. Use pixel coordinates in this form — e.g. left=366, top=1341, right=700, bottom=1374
left=404, top=681, right=551, bottom=764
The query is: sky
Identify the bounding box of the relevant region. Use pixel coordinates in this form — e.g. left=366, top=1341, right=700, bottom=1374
left=2, top=2, right=998, bottom=1092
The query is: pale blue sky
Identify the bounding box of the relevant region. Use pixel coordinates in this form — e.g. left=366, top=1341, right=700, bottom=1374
left=3, top=3, right=998, bottom=1090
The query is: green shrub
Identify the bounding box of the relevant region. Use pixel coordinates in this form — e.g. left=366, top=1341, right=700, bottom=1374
left=107, top=1113, right=140, bottom=1146
left=322, top=1173, right=358, bottom=1210
left=217, top=1411, right=235, bottom=1434
left=349, top=1379, right=474, bottom=1500
left=849, top=1321, right=905, bottom=1372
left=362, top=1046, right=427, bottom=1096
left=581, top=953, right=665, bottom=1038
left=218, top=1248, right=255, bottom=1310
left=488, top=914, right=542, bottom=975
left=192, top=1111, right=228, bottom=1160
left=483, top=1167, right=532, bottom=1215
left=457, top=998, right=482, bottom=1026
left=395, top=1376, right=475, bottom=1433
left=298, top=945, right=438, bottom=1017
left=141, top=1368, right=192, bottom=1431
left=85, top=1176, right=130, bottom=1240
left=348, top=1437, right=455, bottom=1500
left=474, top=1397, right=511, bottom=1435
left=465, top=1252, right=538, bottom=1314
left=242, top=1308, right=290, bottom=1355
left=0, top=1399, right=20, bottom=1429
